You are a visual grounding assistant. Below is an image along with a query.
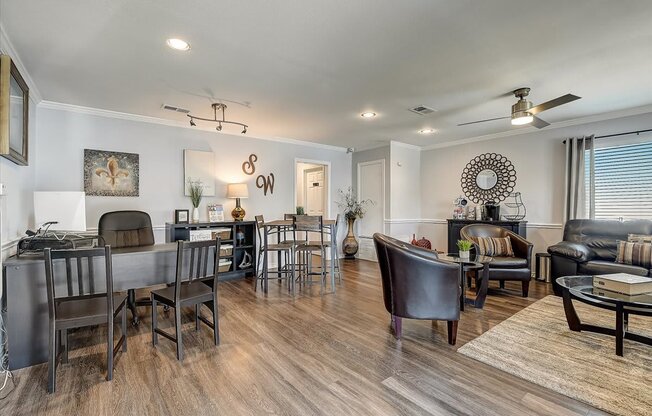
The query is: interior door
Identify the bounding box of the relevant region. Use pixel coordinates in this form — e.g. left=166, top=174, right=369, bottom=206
left=357, top=160, right=384, bottom=261
left=305, top=168, right=324, bottom=216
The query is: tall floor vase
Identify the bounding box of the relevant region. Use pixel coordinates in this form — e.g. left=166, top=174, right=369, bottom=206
left=343, top=217, right=359, bottom=259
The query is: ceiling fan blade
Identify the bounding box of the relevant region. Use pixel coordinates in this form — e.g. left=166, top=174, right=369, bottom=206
left=528, top=94, right=581, bottom=115
left=531, top=116, right=550, bottom=129
left=458, top=116, right=510, bottom=126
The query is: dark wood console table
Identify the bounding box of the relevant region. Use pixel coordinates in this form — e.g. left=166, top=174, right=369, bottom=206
left=447, top=219, right=527, bottom=254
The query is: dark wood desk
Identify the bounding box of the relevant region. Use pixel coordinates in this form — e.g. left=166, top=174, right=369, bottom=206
left=2, top=243, right=235, bottom=369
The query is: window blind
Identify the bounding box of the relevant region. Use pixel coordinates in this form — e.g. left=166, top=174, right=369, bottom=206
left=586, top=141, right=652, bottom=220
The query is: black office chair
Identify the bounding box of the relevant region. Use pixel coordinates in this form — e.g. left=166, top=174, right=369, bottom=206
left=98, top=210, right=155, bottom=325
left=150, top=239, right=221, bottom=361
left=44, top=246, right=127, bottom=393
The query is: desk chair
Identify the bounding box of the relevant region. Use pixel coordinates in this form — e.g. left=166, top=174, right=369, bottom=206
left=44, top=246, right=127, bottom=393
left=151, top=239, right=221, bottom=361
left=98, top=210, right=155, bottom=325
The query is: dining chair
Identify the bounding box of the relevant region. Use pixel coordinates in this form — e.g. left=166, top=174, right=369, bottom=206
left=150, top=239, right=221, bottom=361
left=308, top=214, right=342, bottom=282
left=294, top=215, right=328, bottom=293
left=254, top=215, right=296, bottom=293
left=44, top=246, right=128, bottom=393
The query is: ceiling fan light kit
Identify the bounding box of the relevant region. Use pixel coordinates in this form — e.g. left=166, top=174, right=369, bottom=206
left=188, top=103, right=248, bottom=134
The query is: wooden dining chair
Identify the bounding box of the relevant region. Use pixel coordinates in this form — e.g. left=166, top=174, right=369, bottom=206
left=150, top=238, right=221, bottom=361
left=44, top=246, right=128, bottom=393
left=294, top=215, right=328, bottom=293
left=254, top=215, right=295, bottom=293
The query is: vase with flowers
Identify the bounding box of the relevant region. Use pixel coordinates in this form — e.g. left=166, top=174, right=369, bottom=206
left=336, top=187, right=374, bottom=259
left=188, top=179, right=204, bottom=223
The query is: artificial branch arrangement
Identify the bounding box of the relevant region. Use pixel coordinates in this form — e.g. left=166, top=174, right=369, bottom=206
left=336, top=187, right=374, bottom=220
left=188, top=179, right=204, bottom=208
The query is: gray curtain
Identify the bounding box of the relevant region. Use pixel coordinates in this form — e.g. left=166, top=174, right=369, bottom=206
left=564, top=136, right=594, bottom=222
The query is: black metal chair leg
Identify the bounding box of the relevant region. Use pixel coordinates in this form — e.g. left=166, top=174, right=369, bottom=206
left=106, top=314, right=114, bottom=381
left=128, top=289, right=139, bottom=326
left=122, top=305, right=128, bottom=352
left=212, top=295, right=220, bottom=345
left=151, top=296, right=158, bottom=346
left=48, top=324, right=57, bottom=394
left=175, top=307, right=184, bottom=361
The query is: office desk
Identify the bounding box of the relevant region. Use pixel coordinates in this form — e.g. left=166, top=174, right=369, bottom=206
left=2, top=243, right=230, bottom=369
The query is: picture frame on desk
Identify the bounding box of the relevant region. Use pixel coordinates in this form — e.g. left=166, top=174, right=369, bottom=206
left=175, top=209, right=189, bottom=224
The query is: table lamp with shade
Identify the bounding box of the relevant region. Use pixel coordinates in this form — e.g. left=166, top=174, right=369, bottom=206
left=226, top=183, right=249, bottom=221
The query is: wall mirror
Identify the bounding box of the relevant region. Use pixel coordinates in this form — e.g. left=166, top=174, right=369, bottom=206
left=460, top=153, right=516, bottom=204
left=0, top=55, right=29, bottom=166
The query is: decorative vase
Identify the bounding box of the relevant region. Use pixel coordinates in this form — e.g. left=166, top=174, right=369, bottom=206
left=192, top=207, right=200, bottom=223
left=459, top=250, right=470, bottom=260
left=343, top=217, right=359, bottom=259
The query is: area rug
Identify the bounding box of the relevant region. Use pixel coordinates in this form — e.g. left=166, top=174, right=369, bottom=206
left=458, top=295, right=652, bottom=416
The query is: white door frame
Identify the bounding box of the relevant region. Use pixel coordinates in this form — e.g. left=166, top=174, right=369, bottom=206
left=356, top=159, right=386, bottom=236
left=293, top=158, right=331, bottom=219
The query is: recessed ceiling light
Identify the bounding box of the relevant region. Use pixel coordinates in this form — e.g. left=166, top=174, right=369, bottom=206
left=419, top=128, right=436, bottom=134
left=361, top=112, right=377, bottom=118
left=166, top=38, right=191, bottom=51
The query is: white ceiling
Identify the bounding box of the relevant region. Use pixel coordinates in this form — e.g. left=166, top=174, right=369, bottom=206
left=2, top=0, right=652, bottom=149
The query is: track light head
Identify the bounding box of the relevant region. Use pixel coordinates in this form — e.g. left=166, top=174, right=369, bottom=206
left=189, top=118, right=196, bottom=127
left=216, top=123, right=222, bottom=132
left=242, top=126, right=247, bottom=134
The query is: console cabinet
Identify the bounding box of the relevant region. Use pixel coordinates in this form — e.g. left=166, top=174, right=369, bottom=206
left=447, top=219, right=527, bottom=254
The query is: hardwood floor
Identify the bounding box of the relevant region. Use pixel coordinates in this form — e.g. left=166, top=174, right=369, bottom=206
left=1, top=259, right=606, bottom=415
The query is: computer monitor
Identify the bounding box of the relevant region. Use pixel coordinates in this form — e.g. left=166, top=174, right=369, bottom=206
left=34, top=191, right=87, bottom=232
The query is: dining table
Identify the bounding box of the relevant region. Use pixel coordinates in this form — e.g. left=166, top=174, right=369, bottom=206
left=261, top=219, right=337, bottom=294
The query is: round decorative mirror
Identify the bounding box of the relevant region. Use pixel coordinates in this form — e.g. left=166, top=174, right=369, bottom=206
left=460, top=153, right=516, bottom=204
left=476, top=169, right=498, bottom=190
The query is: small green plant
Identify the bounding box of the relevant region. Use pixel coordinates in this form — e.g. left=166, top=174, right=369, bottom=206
left=457, top=239, right=473, bottom=252
left=188, top=179, right=204, bottom=208
left=296, top=206, right=305, bottom=215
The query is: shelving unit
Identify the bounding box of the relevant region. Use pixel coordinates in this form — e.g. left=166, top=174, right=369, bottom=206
left=165, top=220, right=257, bottom=280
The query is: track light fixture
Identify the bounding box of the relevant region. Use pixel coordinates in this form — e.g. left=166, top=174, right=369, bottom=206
left=187, top=103, right=248, bottom=133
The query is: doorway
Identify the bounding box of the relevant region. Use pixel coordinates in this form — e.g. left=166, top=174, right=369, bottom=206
left=357, top=159, right=385, bottom=261
left=294, top=160, right=330, bottom=218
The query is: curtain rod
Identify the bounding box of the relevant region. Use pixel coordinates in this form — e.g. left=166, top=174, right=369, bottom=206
left=594, top=128, right=652, bottom=139
left=563, top=128, right=652, bottom=143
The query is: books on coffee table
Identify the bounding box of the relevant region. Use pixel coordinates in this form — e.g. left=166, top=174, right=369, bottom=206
left=593, top=273, right=652, bottom=296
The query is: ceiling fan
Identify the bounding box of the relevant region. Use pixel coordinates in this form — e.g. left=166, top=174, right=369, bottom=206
left=458, top=88, right=581, bottom=129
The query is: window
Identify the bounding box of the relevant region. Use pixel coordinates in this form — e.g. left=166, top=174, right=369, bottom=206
left=585, top=141, right=652, bottom=220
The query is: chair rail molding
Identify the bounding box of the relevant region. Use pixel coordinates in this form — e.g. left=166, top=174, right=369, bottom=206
left=383, top=218, right=561, bottom=229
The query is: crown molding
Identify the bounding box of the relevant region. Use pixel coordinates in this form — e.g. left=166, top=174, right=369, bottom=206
left=38, top=100, right=348, bottom=152
left=0, top=24, right=43, bottom=103
left=390, top=140, right=422, bottom=151
left=422, top=103, right=652, bottom=151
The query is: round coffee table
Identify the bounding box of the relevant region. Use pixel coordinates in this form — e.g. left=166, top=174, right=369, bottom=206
left=439, top=253, right=492, bottom=309
left=557, top=275, right=652, bottom=356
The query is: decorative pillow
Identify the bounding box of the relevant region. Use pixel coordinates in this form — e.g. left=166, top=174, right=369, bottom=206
left=616, top=241, right=652, bottom=268
left=628, top=234, right=652, bottom=244
left=474, top=236, right=514, bottom=257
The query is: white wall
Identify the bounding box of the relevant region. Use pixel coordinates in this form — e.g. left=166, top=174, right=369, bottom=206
left=418, top=111, right=652, bottom=255
left=34, top=107, right=352, bottom=244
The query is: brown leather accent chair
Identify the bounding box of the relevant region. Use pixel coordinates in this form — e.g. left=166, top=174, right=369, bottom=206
left=373, top=233, right=460, bottom=345
left=98, top=210, right=155, bottom=325
left=460, top=224, right=534, bottom=297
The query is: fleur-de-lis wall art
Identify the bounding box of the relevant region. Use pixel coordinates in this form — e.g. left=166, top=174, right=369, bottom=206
left=84, top=149, right=139, bottom=196
left=241, top=153, right=275, bottom=196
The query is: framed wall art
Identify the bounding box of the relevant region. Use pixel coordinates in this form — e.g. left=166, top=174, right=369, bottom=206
left=84, top=149, right=140, bottom=196
left=184, top=149, right=215, bottom=196
left=0, top=55, right=29, bottom=166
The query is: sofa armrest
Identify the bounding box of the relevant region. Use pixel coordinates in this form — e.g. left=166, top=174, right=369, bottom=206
left=547, top=241, right=594, bottom=262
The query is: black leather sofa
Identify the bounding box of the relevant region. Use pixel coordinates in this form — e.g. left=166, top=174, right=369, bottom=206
left=548, top=219, right=652, bottom=294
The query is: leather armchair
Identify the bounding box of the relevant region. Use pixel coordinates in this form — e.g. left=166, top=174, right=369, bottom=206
left=98, top=210, right=155, bottom=325
left=373, top=233, right=460, bottom=345
left=460, top=224, right=534, bottom=297
left=548, top=219, right=652, bottom=295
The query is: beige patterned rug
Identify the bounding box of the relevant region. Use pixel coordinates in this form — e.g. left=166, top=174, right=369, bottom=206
left=458, top=295, right=652, bottom=416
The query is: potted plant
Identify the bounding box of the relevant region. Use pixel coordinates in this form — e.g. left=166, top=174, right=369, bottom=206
left=457, top=240, right=473, bottom=259
left=336, top=187, right=373, bottom=259
left=188, top=179, right=204, bottom=223
left=296, top=206, right=305, bottom=215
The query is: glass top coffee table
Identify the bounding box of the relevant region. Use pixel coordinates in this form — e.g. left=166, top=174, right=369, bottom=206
left=557, top=275, right=652, bottom=356
left=439, top=253, right=492, bottom=309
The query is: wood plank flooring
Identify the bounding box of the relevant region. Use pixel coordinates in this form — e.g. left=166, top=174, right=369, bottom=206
left=1, top=259, right=606, bottom=415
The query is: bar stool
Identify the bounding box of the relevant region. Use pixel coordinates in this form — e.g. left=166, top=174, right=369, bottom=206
left=254, top=215, right=296, bottom=293
left=294, top=215, right=328, bottom=294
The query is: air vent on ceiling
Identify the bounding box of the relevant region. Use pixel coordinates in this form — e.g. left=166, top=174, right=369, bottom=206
left=161, top=104, right=191, bottom=114
left=408, top=105, right=436, bottom=115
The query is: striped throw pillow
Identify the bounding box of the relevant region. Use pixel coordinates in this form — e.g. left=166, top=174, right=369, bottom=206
left=616, top=241, right=652, bottom=268
left=474, top=236, right=514, bottom=257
